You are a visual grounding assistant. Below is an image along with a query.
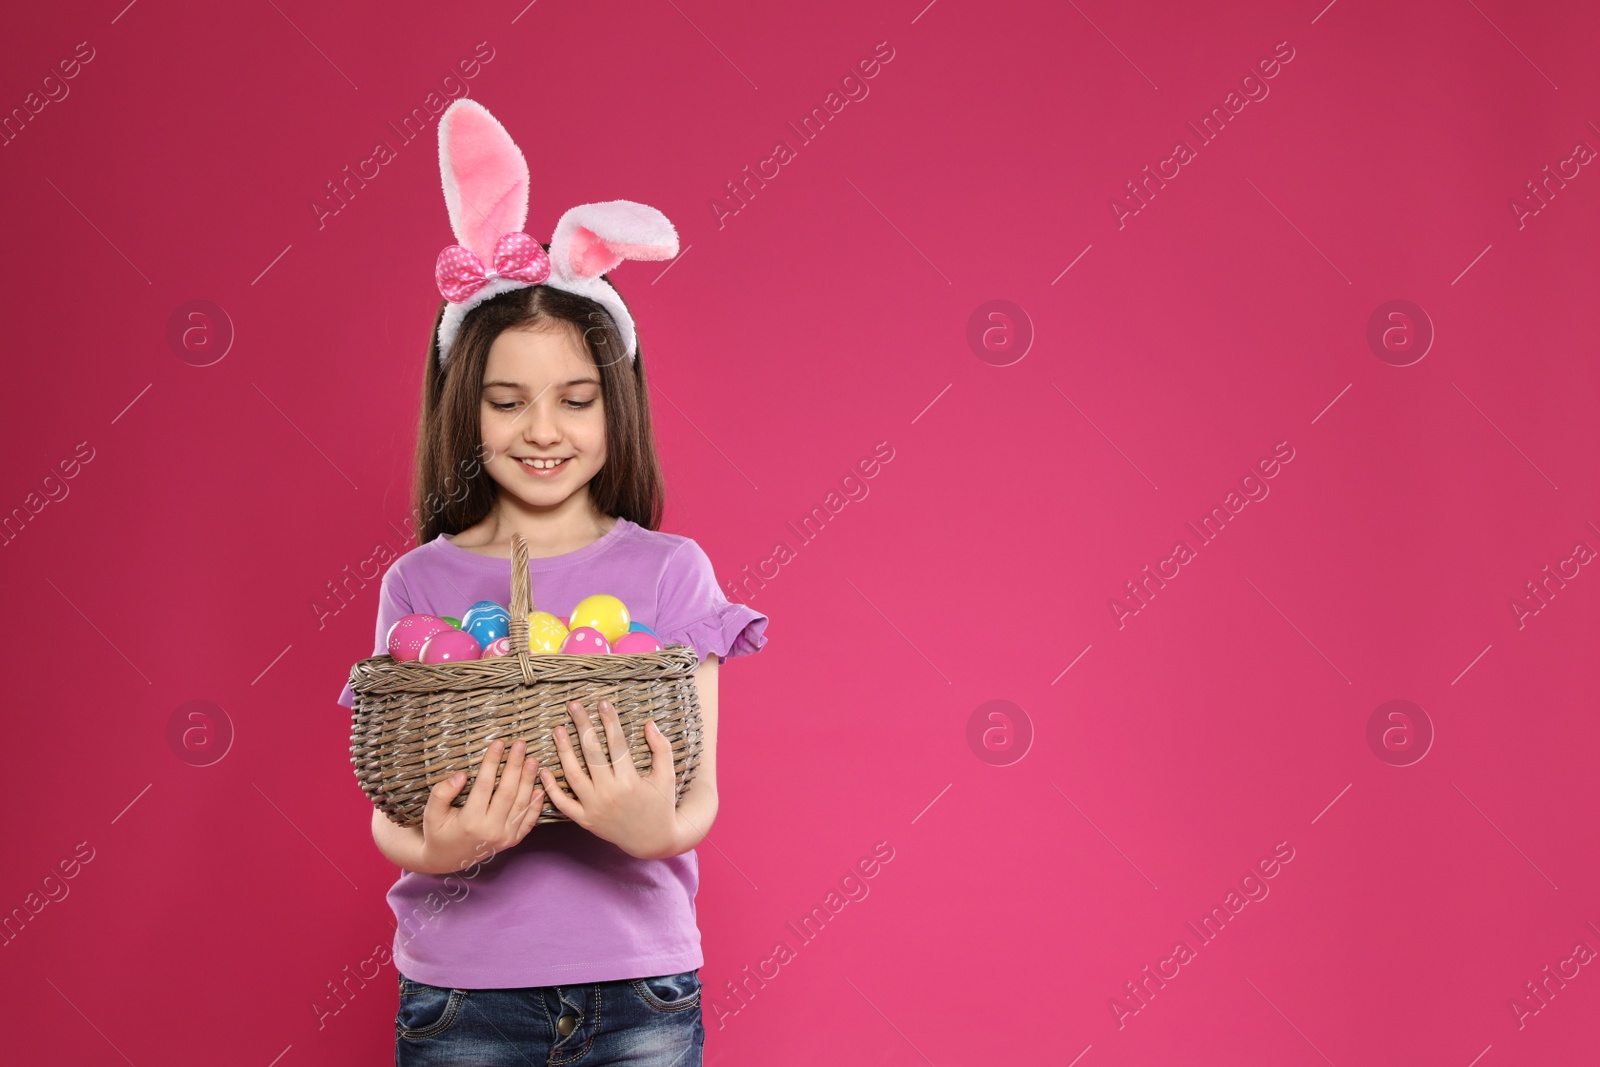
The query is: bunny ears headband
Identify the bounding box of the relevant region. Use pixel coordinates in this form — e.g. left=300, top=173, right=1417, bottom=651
left=433, top=99, right=680, bottom=366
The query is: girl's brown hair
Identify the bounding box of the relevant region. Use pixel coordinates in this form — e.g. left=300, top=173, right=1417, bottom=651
left=411, top=268, right=664, bottom=545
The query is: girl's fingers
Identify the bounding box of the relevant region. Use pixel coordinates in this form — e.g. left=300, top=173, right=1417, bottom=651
left=550, top=721, right=595, bottom=805
left=644, top=719, right=676, bottom=787
left=519, top=789, right=547, bottom=836
left=466, top=740, right=507, bottom=812
left=424, top=770, right=468, bottom=827
left=506, top=757, right=538, bottom=829
left=567, top=701, right=612, bottom=782
left=598, top=701, right=634, bottom=776
left=486, top=741, right=528, bottom=823
left=541, top=771, right=580, bottom=822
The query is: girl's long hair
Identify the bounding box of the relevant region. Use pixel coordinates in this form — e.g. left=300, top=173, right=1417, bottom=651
left=411, top=268, right=664, bottom=546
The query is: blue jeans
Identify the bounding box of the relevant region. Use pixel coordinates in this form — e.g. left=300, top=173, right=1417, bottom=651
left=395, top=968, right=705, bottom=1066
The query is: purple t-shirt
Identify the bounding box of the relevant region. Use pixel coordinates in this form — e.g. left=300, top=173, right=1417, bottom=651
left=336, top=516, right=768, bottom=988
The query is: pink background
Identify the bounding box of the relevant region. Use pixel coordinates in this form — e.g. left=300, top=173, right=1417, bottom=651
left=3, top=0, right=1597, bottom=1063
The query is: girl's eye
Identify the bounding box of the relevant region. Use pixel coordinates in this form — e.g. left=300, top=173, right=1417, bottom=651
left=487, top=399, right=595, bottom=412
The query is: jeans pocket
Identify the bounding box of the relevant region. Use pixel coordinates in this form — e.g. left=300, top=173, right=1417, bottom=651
left=630, top=969, right=702, bottom=1013
left=396, top=975, right=469, bottom=1039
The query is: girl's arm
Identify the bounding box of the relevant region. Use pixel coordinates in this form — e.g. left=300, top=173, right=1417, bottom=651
left=372, top=809, right=432, bottom=873
left=664, top=653, right=721, bottom=856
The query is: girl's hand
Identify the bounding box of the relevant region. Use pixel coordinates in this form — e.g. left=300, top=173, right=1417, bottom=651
left=542, top=699, right=681, bottom=860
left=418, top=739, right=546, bottom=875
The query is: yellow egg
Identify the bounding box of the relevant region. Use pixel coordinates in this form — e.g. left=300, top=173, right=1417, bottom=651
left=569, top=594, right=630, bottom=643
left=526, top=611, right=570, bottom=653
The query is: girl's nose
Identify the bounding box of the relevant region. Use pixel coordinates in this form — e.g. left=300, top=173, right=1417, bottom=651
left=521, top=400, right=559, bottom=441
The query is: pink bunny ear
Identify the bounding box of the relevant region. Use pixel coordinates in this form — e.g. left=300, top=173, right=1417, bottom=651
left=549, top=201, right=680, bottom=282
left=437, top=100, right=529, bottom=266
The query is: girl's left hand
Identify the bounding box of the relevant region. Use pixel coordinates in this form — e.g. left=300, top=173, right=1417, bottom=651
left=542, top=699, right=682, bottom=860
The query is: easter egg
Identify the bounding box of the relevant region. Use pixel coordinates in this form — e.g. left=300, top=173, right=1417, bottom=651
left=614, top=631, right=664, bottom=654
left=526, top=611, right=570, bottom=653
left=442, top=617, right=461, bottom=629
left=419, top=628, right=483, bottom=664
left=482, top=636, right=512, bottom=657
left=387, top=614, right=453, bottom=662
left=560, top=626, right=612, bottom=655
left=570, top=595, right=630, bottom=643
left=464, top=604, right=510, bottom=647
left=461, top=600, right=506, bottom=626
left=627, top=622, right=660, bottom=638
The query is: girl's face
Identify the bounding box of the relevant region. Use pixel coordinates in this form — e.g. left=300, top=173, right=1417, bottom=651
left=478, top=323, right=607, bottom=509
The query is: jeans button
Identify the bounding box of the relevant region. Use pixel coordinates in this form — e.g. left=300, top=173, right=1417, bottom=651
left=556, top=1013, right=578, bottom=1037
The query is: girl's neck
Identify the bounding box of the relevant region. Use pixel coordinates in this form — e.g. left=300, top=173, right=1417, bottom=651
left=450, top=492, right=618, bottom=560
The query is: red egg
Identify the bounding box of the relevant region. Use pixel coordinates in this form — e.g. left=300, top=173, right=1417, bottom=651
left=559, top=626, right=611, bottom=655
left=481, top=636, right=513, bottom=657
left=613, top=631, right=663, bottom=654
left=387, top=614, right=452, bottom=662
left=419, top=628, right=484, bottom=664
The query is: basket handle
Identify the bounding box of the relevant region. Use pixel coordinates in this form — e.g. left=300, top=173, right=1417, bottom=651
left=506, top=533, right=537, bottom=685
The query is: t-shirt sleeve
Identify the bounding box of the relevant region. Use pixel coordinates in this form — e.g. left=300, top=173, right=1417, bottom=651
left=336, top=565, right=414, bottom=709
left=654, top=539, right=768, bottom=664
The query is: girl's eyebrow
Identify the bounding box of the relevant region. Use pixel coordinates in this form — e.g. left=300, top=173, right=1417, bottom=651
left=481, top=378, right=599, bottom=390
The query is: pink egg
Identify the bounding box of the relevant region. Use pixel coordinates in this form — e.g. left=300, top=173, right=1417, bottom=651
left=613, top=631, right=664, bottom=654
left=387, top=614, right=452, bottom=662
left=418, top=628, right=483, bottom=664
left=559, top=626, right=612, bottom=655
left=481, top=636, right=512, bottom=657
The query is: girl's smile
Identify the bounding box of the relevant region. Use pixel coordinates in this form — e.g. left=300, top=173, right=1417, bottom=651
left=516, top=455, right=573, bottom=476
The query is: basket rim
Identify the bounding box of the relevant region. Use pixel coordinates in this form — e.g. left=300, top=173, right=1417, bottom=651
left=347, top=642, right=702, bottom=695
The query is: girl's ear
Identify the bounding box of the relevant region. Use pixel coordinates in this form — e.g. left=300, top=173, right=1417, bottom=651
left=438, top=99, right=530, bottom=266
left=549, top=201, right=680, bottom=282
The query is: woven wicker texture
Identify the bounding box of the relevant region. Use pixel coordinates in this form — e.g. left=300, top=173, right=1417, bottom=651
left=348, top=531, right=704, bottom=828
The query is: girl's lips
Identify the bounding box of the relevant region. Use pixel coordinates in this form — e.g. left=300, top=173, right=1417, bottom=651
left=518, top=456, right=571, bottom=478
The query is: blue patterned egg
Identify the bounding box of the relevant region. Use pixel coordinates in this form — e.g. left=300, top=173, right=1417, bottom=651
left=464, top=604, right=510, bottom=646
left=461, top=599, right=505, bottom=624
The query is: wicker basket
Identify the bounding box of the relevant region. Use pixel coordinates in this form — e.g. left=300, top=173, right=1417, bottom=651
left=348, top=532, right=703, bottom=828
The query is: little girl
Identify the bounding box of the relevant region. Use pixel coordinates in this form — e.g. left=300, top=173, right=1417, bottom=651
left=334, top=99, right=767, bottom=1066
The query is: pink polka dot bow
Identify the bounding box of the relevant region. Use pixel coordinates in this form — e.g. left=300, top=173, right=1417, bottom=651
left=434, top=231, right=551, bottom=304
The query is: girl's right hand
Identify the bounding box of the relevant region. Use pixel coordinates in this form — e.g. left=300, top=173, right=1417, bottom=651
left=419, top=739, right=546, bottom=875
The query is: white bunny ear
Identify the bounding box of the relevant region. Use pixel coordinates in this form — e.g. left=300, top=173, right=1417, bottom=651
left=437, top=99, right=529, bottom=266
left=549, top=201, right=679, bottom=283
